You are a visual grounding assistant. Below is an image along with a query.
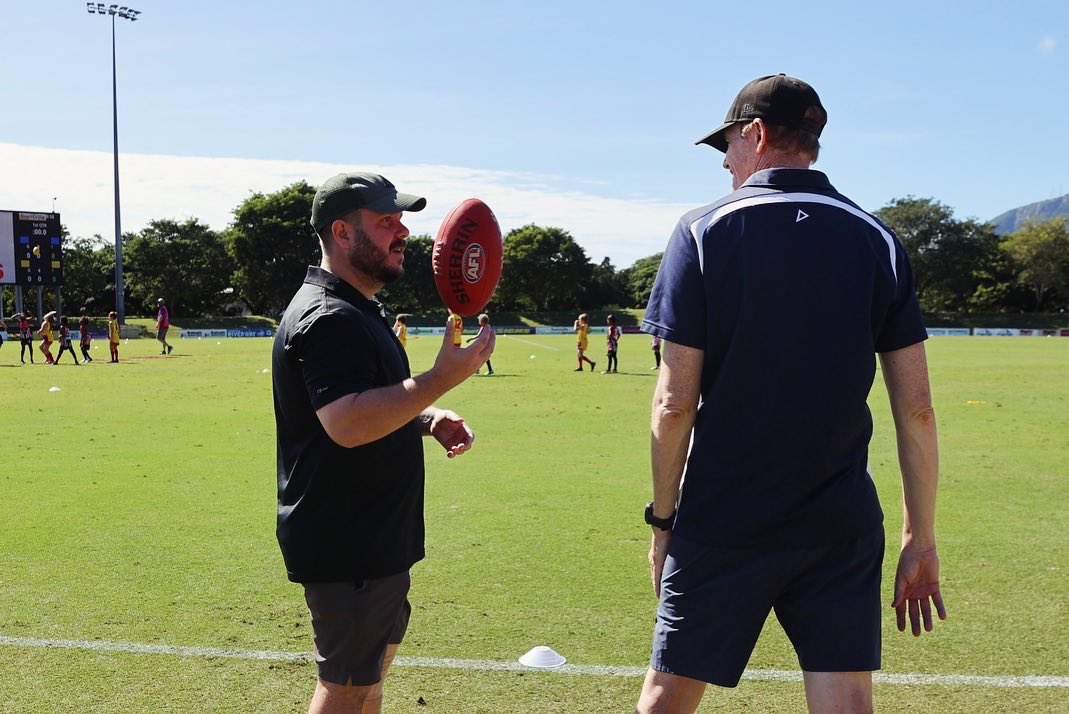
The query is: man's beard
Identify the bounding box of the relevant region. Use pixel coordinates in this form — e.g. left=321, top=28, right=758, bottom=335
left=347, top=225, right=405, bottom=285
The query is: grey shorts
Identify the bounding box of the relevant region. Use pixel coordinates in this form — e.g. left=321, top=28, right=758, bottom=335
left=303, top=571, right=412, bottom=686
left=651, top=530, right=884, bottom=687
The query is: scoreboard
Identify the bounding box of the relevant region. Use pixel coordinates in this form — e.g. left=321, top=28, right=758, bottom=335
left=0, top=210, right=64, bottom=285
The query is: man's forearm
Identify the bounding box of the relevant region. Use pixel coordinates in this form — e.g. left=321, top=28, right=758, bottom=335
left=881, top=342, right=940, bottom=548
left=649, top=341, right=703, bottom=517
left=650, top=392, right=696, bottom=517
left=651, top=431, right=689, bottom=516
left=316, top=370, right=454, bottom=447
left=896, top=406, right=938, bottom=547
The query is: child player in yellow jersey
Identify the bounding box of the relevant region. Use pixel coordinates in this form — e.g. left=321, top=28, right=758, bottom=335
left=39, top=313, right=55, bottom=364
left=392, top=314, right=408, bottom=349
left=573, top=313, right=596, bottom=372
left=107, top=311, right=120, bottom=363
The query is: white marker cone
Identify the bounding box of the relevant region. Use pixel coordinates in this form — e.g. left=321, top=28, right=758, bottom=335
left=518, top=646, right=566, bottom=668
left=48, top=386, right=61, bottom=392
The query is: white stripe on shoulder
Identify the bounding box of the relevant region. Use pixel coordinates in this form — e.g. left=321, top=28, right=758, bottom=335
left=687, top=192, right=898, bottom=282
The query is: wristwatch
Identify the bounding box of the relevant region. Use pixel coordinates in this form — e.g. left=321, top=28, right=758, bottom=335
left=644, top=502, right=675, bottom=531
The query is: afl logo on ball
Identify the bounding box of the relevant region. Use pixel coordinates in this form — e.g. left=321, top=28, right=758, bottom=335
left=463, top=243, right=484, bottom=284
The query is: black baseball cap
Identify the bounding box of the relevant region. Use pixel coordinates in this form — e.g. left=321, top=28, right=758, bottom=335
left=696, top=74, right=827, bottom=153
left=310, top=172, right=427, bottom=233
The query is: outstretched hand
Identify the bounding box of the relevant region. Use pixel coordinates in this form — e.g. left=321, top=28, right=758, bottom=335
left=892, top=543, right=947, bottom=636
left=432, top=317, right=496, bottom=388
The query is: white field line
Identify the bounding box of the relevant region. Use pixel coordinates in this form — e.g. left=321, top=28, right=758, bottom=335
left=1, top=636, right=1067, bottom=688
left=499, top=334, right=561, bottom=351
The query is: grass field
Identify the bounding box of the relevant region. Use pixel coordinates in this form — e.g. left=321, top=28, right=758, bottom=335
left=0, top=331, right=1066, bottom=712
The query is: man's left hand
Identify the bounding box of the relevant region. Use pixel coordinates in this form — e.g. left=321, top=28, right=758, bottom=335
left=892, top=543, right=946, bottom=636
left=428, top=409, right=475, bottom=458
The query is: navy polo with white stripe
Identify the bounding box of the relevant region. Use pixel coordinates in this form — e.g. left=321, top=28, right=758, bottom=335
left=642, top=168, right=927, bottom=549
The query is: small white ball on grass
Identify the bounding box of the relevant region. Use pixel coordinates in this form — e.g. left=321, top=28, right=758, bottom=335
left=530, top=354, right=536, bottom=359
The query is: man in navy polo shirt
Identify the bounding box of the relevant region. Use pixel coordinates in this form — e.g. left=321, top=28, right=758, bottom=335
left=273, top=172, right=495, bottom=713
left=636, top=75, right=946, bottom=713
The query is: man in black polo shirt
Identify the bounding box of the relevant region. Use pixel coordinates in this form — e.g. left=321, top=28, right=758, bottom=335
left=273, top=172, right=495, bottom=713
left=636, top=75, right=946, bottom=712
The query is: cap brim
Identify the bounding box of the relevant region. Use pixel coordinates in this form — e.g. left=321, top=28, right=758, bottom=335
left=695, top=121, right=735, bottom=153
left=366, top=191, right=427, bottom=214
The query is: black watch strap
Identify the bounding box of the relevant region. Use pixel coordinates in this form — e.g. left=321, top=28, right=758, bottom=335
left=644, top=502, right=675, bottom=531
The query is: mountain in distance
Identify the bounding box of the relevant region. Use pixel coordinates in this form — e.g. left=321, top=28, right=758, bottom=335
left=989, top=193, right=1069, bottom=235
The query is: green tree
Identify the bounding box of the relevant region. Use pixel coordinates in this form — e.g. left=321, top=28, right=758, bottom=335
left=618, top=252, right=663, bottom=308
left=1000, top=217, right=1069, bottom=311
left=495, top=224, right=591, bottom=311
left=59, top=235, right=114, bottom=315
left=124, top=218, right=234, bottom=317
left=377, top=235, right=440, bottom=314
left=226, top=182, right=320, bottom=316
left=580, top=257, right=630, bottom=309
left=965, top=246, right=1031, bottom=312
left=875, top=197, right=1003, bottom=312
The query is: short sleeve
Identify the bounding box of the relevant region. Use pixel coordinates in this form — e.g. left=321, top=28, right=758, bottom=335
left=641, top=218, right=707, bottom=349
left=296, top=314, right=381, bottom=410
left=875, top=239, right=928, bottom=353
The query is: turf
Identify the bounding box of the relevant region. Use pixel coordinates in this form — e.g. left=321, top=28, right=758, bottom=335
left=0, top=332, right=1065, bottom=712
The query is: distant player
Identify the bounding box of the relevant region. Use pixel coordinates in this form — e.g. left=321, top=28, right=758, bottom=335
left=651, top=334, right=661, bottom=370
left=471, top=314, right=494, bottom=375
left=39, top=314, right=55, bottom=365
left=156, top=298, right=173, bottom=355
left=53, top=316, right=79, bottom=366
left=605, top=314, right=621, bottom=373
left=107, top=311, right=120, bottom=363
left=393, top=314, right=408, bottom=349
left=573, top=313, right=596, bottom=372
left=19, top=313, right=34, bottom=364
left=79, top=315, right=93, bottom=363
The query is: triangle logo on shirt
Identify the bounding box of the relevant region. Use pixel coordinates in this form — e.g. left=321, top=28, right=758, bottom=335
left=796, top=209, right=809, bottom=223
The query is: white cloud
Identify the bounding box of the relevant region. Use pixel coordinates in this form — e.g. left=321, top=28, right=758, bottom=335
left=1038, top=36, right=1057, bottom=52
left=0, top=143, right=689, bottom=268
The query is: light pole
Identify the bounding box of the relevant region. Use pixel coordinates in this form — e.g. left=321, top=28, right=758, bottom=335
left=86, top=3, right=141, bottom=324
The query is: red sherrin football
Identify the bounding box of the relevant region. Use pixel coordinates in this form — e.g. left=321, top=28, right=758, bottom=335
left=431, top=198, right=503, bottom=317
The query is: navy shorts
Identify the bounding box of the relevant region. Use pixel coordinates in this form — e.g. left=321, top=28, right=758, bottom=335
left=651, top=530, right=884, bottom=687
left=303, top=571, right=412, bottom=686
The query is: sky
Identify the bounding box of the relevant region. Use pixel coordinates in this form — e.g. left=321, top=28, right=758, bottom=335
left=1, top=0, right=1066, bottom=269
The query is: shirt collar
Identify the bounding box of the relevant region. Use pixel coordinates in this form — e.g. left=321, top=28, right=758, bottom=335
left=741, top=168, right=835, bottom=192
left=303, top=266, right=386, bottom=317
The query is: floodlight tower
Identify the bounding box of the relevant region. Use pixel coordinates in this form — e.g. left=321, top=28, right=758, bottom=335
left=86, top=3, right=141, bottom=323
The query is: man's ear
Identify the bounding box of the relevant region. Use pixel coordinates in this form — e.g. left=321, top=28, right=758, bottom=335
left=330, top=219, right=346, bottom=245
left=330, top=217, right=357, bottom=249
left=331, top=210, right=363, bottom=245
left=751, top=118, right=769, bottom=154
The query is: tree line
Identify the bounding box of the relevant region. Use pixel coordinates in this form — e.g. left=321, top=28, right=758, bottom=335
left=18, top=183, right=1069, bottom=320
